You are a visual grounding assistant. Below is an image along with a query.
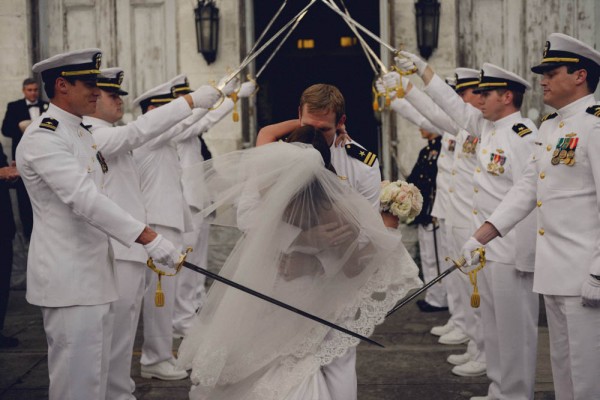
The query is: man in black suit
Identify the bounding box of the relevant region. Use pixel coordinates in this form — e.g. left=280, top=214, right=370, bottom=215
left=0, top=141, right=18, bottom=347
left=1, top=78, right=48, bottom=240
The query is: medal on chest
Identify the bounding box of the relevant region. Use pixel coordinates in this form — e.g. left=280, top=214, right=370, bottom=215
left=462, top=135, right=478, bottom=155
left=448, top=139, right=456, bottom=153
left=487, top=150, right=506, bottom=175
left=551, top=134, right=578, bottom=167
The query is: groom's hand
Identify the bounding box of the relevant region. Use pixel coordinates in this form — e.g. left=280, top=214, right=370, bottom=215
left=295, top=222, right=356, bottom=251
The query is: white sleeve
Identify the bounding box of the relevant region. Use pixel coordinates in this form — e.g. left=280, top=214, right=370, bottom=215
left=424, top=74, right=486, bottom=137
left=509, top=133, right=538, bottom=272
left=358, top=158, right=383, bottom=211
left=487, top=155, right=538, bottom=237
left=173, top=98, right=235, bottom=144
left=144, top=107, right=210, bottom=150
left=404, top=85, right=461, bottom=136
left=93, top=96, right=192, bottom=157
left=20, top=132, right=145, bottom=246
left=389, top=98, right=444, bottom=136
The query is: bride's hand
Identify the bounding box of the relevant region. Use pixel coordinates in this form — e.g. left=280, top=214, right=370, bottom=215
left=279, top=253, right=323, bottom=281
left=334, top=124, right=352, bottom=147
left=294, top=222, right=356, bottom=251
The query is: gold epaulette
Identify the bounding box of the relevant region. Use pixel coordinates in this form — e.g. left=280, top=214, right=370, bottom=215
left=39, top=117, right=59, bottom=132
left=586, top=105, right=600, bottom=118
left=345, top=143, right=377, bottom=167
left=512, top=123, right=533, bottom=138
left=540, top=112, right=558, bottom=123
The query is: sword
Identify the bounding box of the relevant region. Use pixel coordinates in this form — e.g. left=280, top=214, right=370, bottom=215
left=432, top=219, right=442, bottom=282
left=146, top=250, right=384, bottom=348
left=386, top=255, right=466, bottom=318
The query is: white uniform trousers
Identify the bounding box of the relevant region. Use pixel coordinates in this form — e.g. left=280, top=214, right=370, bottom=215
left=322, top=347, right=357, bottom=400
left=449, top=224, right=486, bottom=363
left=107, top=260, right=146, bottom=400
left=141, top=225, right=182, bottom=366
left=544, top=294, right=600, bottom=400
left=173, top=223, right=209, bottom=336
left=42, top=303, right=114, bottom=400
left=418, top=222, right=448, bottom=308
left=479, top=261, right=538, bottom=400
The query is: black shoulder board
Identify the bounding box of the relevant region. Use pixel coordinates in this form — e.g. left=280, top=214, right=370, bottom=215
left=512, top=123, right=532, bottom=138
left=540, top=112, right=558, bottom=122
left=586, top=105, right=600, bottom=118
left=345, top=143, right=377, bottom=167
left=39, top=117, right=59, bottom=131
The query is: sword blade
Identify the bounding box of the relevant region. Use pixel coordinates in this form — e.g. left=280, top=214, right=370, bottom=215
left=183, top=261, right=384, bottom=348
left=386, top=264, right=458, bottom=317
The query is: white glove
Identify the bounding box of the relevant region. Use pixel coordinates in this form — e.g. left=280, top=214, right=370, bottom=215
left=144, top=234, right=182, bottom=269
left=395, top=50, right=428, bottom=76
left=382, top=71, right=401, bottom=91
left=218, top=76, right=240, bottom=96
left=375, top=78, right=385, bottom=94
left=191, top=85, right=221, bottom=109
left=237, top=81, right=257, bottom=98
left=460, top=236, right=483, bottom=270
left=581, top=275, right=600, bottom=307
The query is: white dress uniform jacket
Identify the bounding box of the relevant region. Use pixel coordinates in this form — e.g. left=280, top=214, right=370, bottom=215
left=489, top=95, right=600, bottom=294
left=425, top=75, right=537, bottom=272
left=83, top=96, right=192, bottom=262
left=330, top=139, right=381, bottom=210
left=16, top=104, right=145, bottom=307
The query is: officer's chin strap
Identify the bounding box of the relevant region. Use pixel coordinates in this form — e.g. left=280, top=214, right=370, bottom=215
left=445, top=247, right=486, bottom=308
left=146, top=247, right=193, bottom=307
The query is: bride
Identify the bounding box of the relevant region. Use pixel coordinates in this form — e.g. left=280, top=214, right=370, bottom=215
left=176, top=126, right=421, bottom=400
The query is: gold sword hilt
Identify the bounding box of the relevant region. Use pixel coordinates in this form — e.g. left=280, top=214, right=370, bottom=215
left=146, top=247, right=193, bottom=307
left=445, top=247, right=486, bottom=308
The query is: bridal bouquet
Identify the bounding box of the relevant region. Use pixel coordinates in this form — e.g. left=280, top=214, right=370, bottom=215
left=379, top=180, right=423, bottom=224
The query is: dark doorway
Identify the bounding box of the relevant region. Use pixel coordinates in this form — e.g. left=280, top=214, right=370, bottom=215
left=254, top=1, right=381, bottom=153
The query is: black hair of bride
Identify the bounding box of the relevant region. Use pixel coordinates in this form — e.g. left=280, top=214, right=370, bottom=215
left=286, top=125, right=336, bottom=175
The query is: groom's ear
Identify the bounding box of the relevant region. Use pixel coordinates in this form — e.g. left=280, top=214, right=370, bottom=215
left=336, top=114, right=347, bottom=128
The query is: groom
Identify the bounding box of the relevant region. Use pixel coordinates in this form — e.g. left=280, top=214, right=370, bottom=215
left=256, top=83, right=382, bottom=400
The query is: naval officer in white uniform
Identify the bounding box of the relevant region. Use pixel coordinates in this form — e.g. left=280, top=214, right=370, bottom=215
left=396, top=53, right=540, bottom=400
left=83, top=68, right=220, bottom=398
left=15, top=49, right=182, bottom=400
left=464, top=33, right=600, bottom=400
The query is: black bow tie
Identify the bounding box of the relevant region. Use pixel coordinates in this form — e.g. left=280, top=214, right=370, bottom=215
left=27, top=103, right=39, bottom=108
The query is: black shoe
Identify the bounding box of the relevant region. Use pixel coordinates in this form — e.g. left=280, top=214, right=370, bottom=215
left=0, top=333, right=19, bottom=348
left=416, top=299, right=449, bottom=313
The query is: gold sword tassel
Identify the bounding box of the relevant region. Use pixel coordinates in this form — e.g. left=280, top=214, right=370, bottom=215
left=146, top=247, right=193, bottom=307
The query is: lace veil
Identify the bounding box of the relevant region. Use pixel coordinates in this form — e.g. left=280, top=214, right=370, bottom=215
left=177, top=141, right=421, bottom=400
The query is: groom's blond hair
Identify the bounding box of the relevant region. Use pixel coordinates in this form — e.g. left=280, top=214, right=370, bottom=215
left=299, top=84, right=345, bottom=124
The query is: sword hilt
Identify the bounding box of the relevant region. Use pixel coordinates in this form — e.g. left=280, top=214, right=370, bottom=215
left=146, top=247, right=193, bottom=307
left=446, top=248, right=486, bottom=308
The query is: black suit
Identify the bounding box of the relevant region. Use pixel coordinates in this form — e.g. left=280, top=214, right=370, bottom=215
left=1, top=98, right=47, bottom=239
left=0, top=142, right=16, bottom=330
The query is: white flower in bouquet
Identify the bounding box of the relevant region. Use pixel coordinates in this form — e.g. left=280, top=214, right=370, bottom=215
left=379, top=180, right=423, bottom=224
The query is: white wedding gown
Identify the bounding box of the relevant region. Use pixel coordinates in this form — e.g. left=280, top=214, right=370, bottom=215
left=177, top=142, right=421, bottom=400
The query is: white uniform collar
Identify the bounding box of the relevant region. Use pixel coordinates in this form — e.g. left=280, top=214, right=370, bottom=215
left=46, top=103, right=82, bottom=128
left=82, top=115, right=113, bottom=128
left=556, top=94, right=596, bottom=120
left=492, top=110, right=522, bottom=130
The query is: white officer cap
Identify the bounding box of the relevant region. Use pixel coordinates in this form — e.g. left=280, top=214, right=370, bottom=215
left=97, top=68, right=128, bottom=96
left=32, top=48, right=102, bottom=83
left=474, top=63, right=531, bottom=93
left=454, top=68, right=480, bottom=92
left=444, top=76, right=456, bottom=90
left=168, top=74, right=192, bottom=97
left=531, top=33, right=600, bottom=74
left=132, top=81, right=175, bottom=111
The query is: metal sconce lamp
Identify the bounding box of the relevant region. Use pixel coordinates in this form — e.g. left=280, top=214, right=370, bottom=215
left=415, top=0, right=441, bottom=60
left=194, top=0, right=219, bottom=64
